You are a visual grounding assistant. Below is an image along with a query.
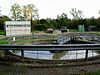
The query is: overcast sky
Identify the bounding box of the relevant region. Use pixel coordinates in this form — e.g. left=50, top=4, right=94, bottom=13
left=0, top=0, right=100, bottom=19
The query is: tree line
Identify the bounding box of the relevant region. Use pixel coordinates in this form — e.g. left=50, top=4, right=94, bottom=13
left=33, top=14, right=100, bottom=31
left=0, top=4, right=100, bottom=31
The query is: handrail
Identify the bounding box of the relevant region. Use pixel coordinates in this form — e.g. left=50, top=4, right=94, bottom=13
left=0, top=44, right=100, bottom=60
left=0, top=44, right=100, bottom=51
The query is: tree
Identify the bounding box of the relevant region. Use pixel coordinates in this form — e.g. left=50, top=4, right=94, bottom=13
left=22, top=5, right=28, bottom=20
left=57, top=13, right=69, bottom=29
left=70, top=8, right=84, bottom=20
left=22, top=4, right=39, bottom=20
left=0, top=16, right=11, bottom=30
left=27, top=4, right=39, bottom=31
left=10, top=3, right=21, bottom=20
left=11, top=3, right=39, bottom=21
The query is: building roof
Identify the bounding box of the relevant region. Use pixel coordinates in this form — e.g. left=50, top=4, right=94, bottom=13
left=5, top=21, right=30, bottom=25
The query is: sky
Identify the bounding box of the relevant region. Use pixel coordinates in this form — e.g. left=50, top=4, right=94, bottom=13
left=0, top=0, right=100, bottom=19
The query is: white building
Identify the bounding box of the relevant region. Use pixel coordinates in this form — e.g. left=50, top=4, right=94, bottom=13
left=5, top=21, right=31, bottom=36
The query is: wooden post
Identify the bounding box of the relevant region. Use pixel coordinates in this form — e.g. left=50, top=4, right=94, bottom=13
left=21, top=50, right=24, bottom=57
left=85, top=49, right=88, bottom=61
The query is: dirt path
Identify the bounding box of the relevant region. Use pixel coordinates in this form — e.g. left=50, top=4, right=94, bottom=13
left=0, top=63, right=100, bottom=75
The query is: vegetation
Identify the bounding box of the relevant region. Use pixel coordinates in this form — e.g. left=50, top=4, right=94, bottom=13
left=0, top=30, right=5, bottom=35
left=33, top=14, right=100, bottom=32
left=0, top=16, right=11, bottom=30
left=0, top=40, right=10, bottom=44
left=70, top=8, right=84, bottom=19
left=33, top=38, right=57, bottom=41
left=15, top=39, right=32, bottom=44
left=0, top=3, right=100, bottom=33
left=85, top=71, right=100, bottom=75
left=69, top=29, right=78, bottom=32
left=14, top=38, right=57, bottom=44
left=10, top=3, right=21, bottom=20
left=10, top=3, right=38, bottom=21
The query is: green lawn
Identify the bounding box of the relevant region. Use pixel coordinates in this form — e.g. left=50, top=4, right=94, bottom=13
left=0, top=40, right=10, bottom=44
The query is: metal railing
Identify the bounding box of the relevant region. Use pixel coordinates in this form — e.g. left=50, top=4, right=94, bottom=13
left=0, top=44, right=100, bottom=60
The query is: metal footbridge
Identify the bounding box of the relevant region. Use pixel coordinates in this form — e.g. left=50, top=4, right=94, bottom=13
left=57, top=37, right=71, bottom=45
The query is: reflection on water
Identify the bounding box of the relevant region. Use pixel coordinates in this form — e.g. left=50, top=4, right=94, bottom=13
left=53, top=51, right=67, bottom=59
left=16, top=50, right=99, bottom=60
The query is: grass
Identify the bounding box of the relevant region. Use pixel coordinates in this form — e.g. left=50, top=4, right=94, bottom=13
left=0, top=30, right=5, bottom=35
left=15, top=39, right=32, bottom=44
left=0, top=40, right=10, bottom=44
left=15, top=38, right=57, bottom=43
left=33, top=38, right=58, bottom=41
left=69, top=29, right=78, bottom=32
left=84, top=71, right=100, bottom=75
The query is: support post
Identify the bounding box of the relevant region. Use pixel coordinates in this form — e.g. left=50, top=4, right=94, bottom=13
left=85, top=49, right=88, bottom=61
left=21, top=50, right=24, bottom=57
left=37, top=51, right=38, bottom=59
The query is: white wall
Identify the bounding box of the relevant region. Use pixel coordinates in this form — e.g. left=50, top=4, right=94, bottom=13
left=5, top=21, right=31, bottom=36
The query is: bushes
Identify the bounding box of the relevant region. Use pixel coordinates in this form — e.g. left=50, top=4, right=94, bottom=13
left=34, top=24, right=46, bottom=31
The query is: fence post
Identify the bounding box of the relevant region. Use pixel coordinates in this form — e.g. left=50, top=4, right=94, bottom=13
left=85, top=49, right=88, bottom=61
